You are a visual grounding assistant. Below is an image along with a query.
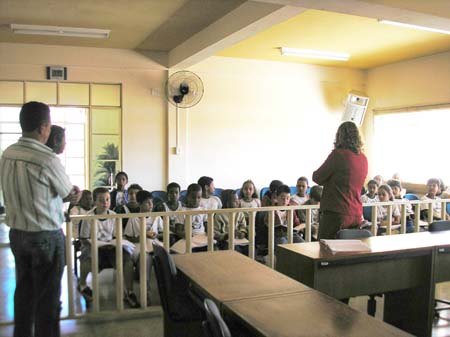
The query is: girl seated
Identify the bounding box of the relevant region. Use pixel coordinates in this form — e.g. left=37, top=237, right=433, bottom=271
left=376, top=184, right=400, bottom=235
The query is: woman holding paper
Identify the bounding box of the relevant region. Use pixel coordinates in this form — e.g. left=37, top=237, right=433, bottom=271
left=313, top=121, right=368, bottom=239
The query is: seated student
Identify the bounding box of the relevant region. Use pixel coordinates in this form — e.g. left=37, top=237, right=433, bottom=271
left=261, top=180, right=283, bottom=207
left=291, top=176, right=309, bottom=206
left=239, top=179, right=261, bottom=208
left=373, top=175, right=384, bottom=187
left=421, top=178, right=446, bottom=220
left=198, top=176, right=222, bottom=210
left=362, top=179, right=379, bottom=203
left=115, top=183, right=143, bottom=230
left=438, top=178, right=450, bottom=199
left=265, top=184, right=303, bottom=245
left=154, top=182, right=183, bottom=244
left=124, top=190, right=163, bottom=304
left=69, top=190, right=94, bottom=238
left=376, top=184, right=401, bottom=235
left=172, top=183, right=209, bottom=253
left=298, top=185, right=323, bottom=239
left=110, top=171, right=129, bottom=210
left=78, top=187, right=139, bottom=308
left=387, top=179, right=414, bottom=233
left=214, top=189, right=248, bottom=254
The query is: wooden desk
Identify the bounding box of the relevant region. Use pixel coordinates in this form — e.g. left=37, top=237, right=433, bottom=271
left=223, top=291, right=412, bottom=337
left=173, top=250, right=310, bottom=302
left=276, top=232, right=438, bottom=337
left=432, top=231, right=450, bottom=282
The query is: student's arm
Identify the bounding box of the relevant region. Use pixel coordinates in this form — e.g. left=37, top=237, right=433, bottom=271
left=312, top=150, right=338, bottom=185
left=236, top=213, right=247, bottom=239
left=214, top=214, right=227, bottom=241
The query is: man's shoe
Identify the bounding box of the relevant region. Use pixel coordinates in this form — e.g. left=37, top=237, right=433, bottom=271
left=124, top=291, right=140, bottom=308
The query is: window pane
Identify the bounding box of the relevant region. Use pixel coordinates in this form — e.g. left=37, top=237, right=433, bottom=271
left=91, top=84, right=121, bottom=106
left=0, top=134, right=20, bottom=152
left=59, top=83, right=89, bottom=106
left=65, top=140, right=85, bottom=157
left=26, top=82, right=57, bottom=105
left=0, top=123, right=21, bottom=133
left=0, top=107, right=20, bottom=122
left=92, top=160, right=120, bottom=188
left=64, top=158, right=85, bottom=175
left=0, top=82, right=23, bottom=104
left=65, top=125, right=85, bottom=141
left=92, top=108, right=121, bottom=134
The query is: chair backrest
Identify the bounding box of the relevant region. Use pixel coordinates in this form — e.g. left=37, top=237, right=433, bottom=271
left=152, top=190, right=167, bottom=202
left=203, top=298, right=231, bottom=337
left=152, top=242, right=178, bottom=317
left=290, top=186, right=297, bottom=196
left=336, top=229, right=372, bottom=239
left=259, top=187, right=269, bottom=200
left=429, top=220, right=450, bottom=232
left=180, top=190, right=187, bottom=202
left=362, top=206, right=372, bottom=222
left=404, top=193, right=419, bottom=201
left=213, top=188, right=224, bottom=198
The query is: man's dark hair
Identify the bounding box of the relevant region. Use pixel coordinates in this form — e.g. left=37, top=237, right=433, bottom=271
left=276, top=184, right=291, bottom=195
left=137, top=190, right=153, bottom=204
left=93, top=187, right=110, bottom=201
left=167, top=182, right=181, bottom=191
left=20, top=101, right=50, bottom=132
left=128, top=183, right=143, bottom=192
left=309, top=185, right=323, bottom=202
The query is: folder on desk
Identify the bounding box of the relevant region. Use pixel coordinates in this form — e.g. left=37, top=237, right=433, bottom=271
left=319, top=239, right=371, bottom=255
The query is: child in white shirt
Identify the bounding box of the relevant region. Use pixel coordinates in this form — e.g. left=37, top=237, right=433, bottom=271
left=198, top=176, right=222, bottom=210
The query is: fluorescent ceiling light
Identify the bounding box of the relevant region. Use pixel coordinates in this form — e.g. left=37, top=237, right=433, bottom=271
left=280, top=47, right=350, bottom=61
left=10, top=24, right=110, bottom=39
left=379, top=20, right=450, bottom=35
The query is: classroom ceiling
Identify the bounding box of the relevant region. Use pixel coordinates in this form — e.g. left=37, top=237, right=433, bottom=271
left=0, top=0, right=449, bottom=69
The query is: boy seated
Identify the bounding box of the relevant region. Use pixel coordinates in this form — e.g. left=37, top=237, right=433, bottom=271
left=171, top=183, right=209, bottom=253
left=198, top=176, right=222, bottom=210
left=78, top=187, right=139, bottom=308
left=264, top=184, right=303, bottom=245
left=298, top=185, right=323, bottom=240
left=291, top=176, right=309, bottom=206
left=154, top=182, right=183, bottom=245
left=124, top=190, right=163, bottom=304
left=421, top=178, right=447, bottom=221
left=114, top=183, right=143, bottom=229
left=110, top=171, right=128, bottom=210
left=362, top=179, right=379, bottom=203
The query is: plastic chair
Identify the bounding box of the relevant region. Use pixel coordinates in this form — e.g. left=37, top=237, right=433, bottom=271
left=447, top=203, right=450, bottom=217
left=404, top=193, right=419, bottom=201
left=152, top=242, right=203, bottom=337
left=180, top=190, right=187, bottom=203
left=213, top=188, right=223, bottom=198
left=259, top=187, right=269, bottom=200
left=336, top=229, right=378, bottom=316
left=429, top=220, right=450, bottom=319
left=202, top=298, right=231, bottom=337
left=152, top=190, right=167, bottom=202
left=362, top=206, right=373, bottom=222
left=290, top=186, right=297, bottom=196
left=234, top=188, right=241, bottom=197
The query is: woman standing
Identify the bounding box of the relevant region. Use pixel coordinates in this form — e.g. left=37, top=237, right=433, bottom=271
left=313, top=121, right=368, bottom=239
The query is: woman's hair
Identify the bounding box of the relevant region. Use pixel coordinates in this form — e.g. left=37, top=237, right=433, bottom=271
left=334, top=121, right=363, bottom=154
left=239, top=180, right=258, bottom=199
left=378, top=184, right=394, bottom=201
left=45, top=125, right=65, bottom=153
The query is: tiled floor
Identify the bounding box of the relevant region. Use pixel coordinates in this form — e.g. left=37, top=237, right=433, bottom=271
left=1, top=221, right=450, bottom=337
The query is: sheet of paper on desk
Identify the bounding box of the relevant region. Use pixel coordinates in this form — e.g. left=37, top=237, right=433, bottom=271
left=319, top=239, right=371, bottom=255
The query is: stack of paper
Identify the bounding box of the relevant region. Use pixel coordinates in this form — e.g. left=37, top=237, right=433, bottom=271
left=319, top=239, right=371, bottom=255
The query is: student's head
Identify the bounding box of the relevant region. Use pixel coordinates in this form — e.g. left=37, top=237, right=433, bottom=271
left=296, top=177, right=309, bottom=197
left=127, top=184, right=143, bottom=204
left=427, top=178, right=440, bottom=197
left=20, top=101, right=51, bottom=143
left=93, top=187, right=110, bottom=213
left=269, top=180, right=283, bottom=193
left=186, top=183, right=202, bottom=208
left=276, top=184, right=291, bottom=207
left=221, top=189, right=240, bottom=209
left=308, top=185, right=323, bottom=204
left=438, top=179, right=446, bottom=196
left=378, top=184, right=394, bottom=202
left=198, top=176, right=214, bottom=196
left=167, top=182, right=181, bottom=203
left=373, top=175, right=384, bottom=186
left=387, top=179, right=402, bottom=199
left=392, top=173, right=401, bottom=181
left=79, top=190, right=93, bottom=210
left=334, top=121, right=363, bottom=154
left=45, top=125, right=66, bottom=154
left=367, top=179, right=379, bottom=197
left=240, top=180, right=258, bottom=200
left=115, top=171, right=128, bottom=190
left=137, top=190, right=153, bottom=212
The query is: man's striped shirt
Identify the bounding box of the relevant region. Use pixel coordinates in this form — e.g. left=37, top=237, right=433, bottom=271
left=0, top=137, right=73, bottom=231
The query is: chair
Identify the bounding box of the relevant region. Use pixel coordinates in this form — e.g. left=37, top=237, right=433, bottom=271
left=447, top=203, right=450, bottom=217
left=213, top=188, right=224, bottom=198
left=362, top=206, right=372, bottom=222
left=429, top=220, right=450, bottom=319
left=404, top=193, right=419, bottom=201
left=290, top=186, right=297, bottom=196
left=180, top=190, right=188, bottom=203
left=152, top=242, right=203, bottom=337
left=259, top=187, right=269, bottom=200
left=152, top=190, right=167, bottom=202
left=336, top=229, right=378, bottom=316
left=202, top=298, right=231, bottom=337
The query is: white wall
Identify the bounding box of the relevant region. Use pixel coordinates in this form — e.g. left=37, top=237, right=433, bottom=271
left=167, top=56, right=367, bottom=190
left=0, top=42, right=168, bottom=191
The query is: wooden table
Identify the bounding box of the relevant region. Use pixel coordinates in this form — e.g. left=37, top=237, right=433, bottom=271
left=173, top=250, right=310, bottom=302
left=223, top=291, right=412, bottom=337
left=275, top=232, right=447, bottom=337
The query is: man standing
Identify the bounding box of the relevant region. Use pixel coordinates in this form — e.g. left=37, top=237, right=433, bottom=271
left=0, top=101, right=79, bottom=337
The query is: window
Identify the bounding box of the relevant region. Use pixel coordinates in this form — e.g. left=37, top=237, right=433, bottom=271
left=373, top=107, right=450, bottom=184
left=0, top=106, right=88, bottom=189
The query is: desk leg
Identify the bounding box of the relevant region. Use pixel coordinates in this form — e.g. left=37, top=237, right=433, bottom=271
left=384, top=285, right=434, bottom=337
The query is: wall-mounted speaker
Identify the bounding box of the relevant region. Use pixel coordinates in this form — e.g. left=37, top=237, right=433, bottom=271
left=342, top=92, right=369, bottom=127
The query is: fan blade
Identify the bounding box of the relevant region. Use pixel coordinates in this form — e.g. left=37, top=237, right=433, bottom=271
left=173, top=95, right=184, bottom=104
left=179, top=83, right=189, bottom=95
